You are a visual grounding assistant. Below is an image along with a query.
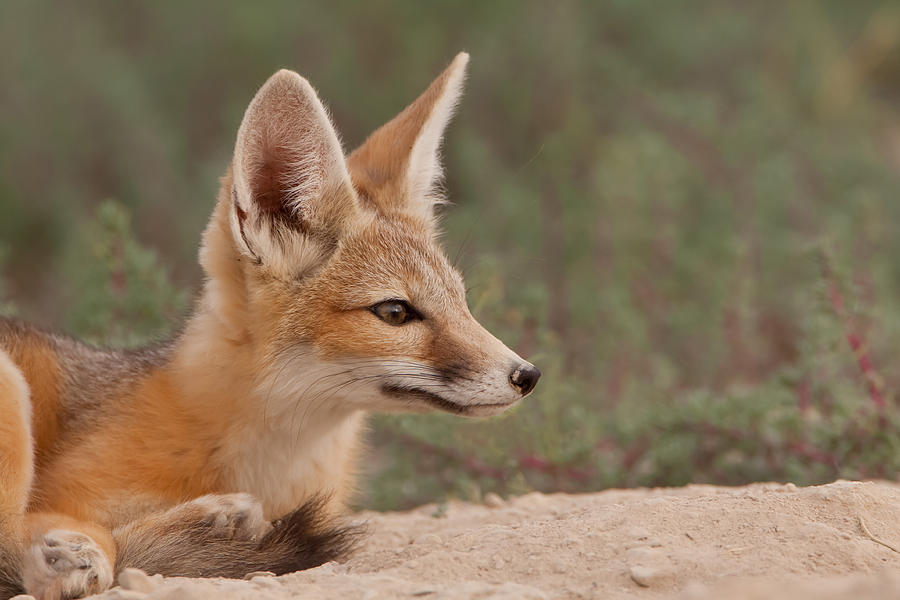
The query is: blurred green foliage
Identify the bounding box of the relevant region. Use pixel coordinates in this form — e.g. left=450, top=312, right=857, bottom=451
left=61, top=201, right=188, bottom=347
left=3, top=1, right=900, bottom=509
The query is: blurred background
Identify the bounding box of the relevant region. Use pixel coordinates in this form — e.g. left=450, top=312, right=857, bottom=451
left=3, top=1, right=900, bottom=510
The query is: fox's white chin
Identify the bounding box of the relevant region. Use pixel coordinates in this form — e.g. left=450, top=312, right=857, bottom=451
left=378, top=384, right=521, bottom=417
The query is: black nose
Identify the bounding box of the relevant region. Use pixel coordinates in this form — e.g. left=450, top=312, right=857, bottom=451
left=509, top=363, right=541, bottom=395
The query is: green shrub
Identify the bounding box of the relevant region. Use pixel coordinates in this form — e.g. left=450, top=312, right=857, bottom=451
left=61, top=201, right=188, bottom=347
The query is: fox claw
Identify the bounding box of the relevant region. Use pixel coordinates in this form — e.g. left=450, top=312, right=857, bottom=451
left=23, top=530, right=113, bottom=600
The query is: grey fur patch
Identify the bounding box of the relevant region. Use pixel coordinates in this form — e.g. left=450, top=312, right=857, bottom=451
left=0, top=316, right=172, bottom=441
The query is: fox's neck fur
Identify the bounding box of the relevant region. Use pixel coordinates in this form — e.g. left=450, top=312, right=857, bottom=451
left=165, top=178, right=362, bottom=518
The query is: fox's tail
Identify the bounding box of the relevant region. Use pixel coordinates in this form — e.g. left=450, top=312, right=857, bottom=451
left=0, top=543, right=22, bottom=599
left=0, top=556, right=21, bottom=600
left=0, top=546, right=22, bottom=600
left=114, top=496, right=363, bottom=579
left=0, top=350, right=32, bottom=598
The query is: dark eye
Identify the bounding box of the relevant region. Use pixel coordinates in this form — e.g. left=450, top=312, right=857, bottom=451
left=371, top=300, right=420, bottom=326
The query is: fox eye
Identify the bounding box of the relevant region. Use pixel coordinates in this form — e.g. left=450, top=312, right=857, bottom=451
left=371, top=300, right=419, bottom=326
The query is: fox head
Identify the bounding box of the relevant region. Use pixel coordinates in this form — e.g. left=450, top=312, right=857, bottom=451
left=199, top=53, right=539, bottom=419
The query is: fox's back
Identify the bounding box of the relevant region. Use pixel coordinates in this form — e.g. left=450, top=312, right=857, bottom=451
left=0, top=317, right=169, bottom=461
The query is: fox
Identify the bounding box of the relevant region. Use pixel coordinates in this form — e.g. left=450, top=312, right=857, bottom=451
left=0, top=52, right=540, bottom=600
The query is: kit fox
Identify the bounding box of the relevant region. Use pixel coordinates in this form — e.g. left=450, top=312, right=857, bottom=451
left=0, top=52, right=540, bottom=599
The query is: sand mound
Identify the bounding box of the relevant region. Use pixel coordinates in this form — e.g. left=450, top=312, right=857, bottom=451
left=91, top=480, right=900, bottom=599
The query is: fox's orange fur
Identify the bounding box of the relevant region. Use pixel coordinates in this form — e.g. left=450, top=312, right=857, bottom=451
left=0, top=53, right=540, bottom=599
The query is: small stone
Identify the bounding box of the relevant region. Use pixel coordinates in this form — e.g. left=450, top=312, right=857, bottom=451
left=630, top=565, right=658, bottom=587
left=413, top=533, right=442, bottom=545
left=244, top=570, right=276, bottom=580
left=312, top=561, right=340, bottom=574
left=118, top=568, right=156, bottom=593
left=492, top=556, right=505, bottom=569
left=517, top=491, right=549, bottom=508
left=484, top=492, right=505, bottom=508
left=251, top=577, right=281, bottom=590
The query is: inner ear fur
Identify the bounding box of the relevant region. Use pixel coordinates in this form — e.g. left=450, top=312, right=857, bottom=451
left=229, top=69, right=361, bottom=276
left=347, top=52, right=469, bottom=223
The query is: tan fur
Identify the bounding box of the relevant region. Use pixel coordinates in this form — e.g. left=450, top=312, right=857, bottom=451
left=1, top=331, right=61, bottom=470
left=0, top=53, right=539, bottom=599
left=0, top=351, right=31, bottom=531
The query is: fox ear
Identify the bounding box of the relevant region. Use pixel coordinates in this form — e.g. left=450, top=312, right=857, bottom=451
left=347, top=53, right=469, bottom=223
left=231, top=69, right=359, bottom=277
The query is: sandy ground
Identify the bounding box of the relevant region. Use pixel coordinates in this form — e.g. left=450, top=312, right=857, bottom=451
left=85, top=480, right=900, bottom=600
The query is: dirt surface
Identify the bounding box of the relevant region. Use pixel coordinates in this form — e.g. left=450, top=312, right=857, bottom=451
left=87, top=480, right=900, bottom=599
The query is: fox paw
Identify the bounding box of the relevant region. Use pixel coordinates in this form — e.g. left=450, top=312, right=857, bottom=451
left=177, top=493, right=271, bottom=541
left=22, top=530, right=113, bottom=600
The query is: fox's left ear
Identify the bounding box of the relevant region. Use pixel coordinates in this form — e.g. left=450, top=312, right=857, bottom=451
left=347, top=53, right=469, bottom=224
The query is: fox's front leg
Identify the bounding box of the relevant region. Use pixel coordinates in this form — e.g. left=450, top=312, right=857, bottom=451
left=22, top=512, right=115, bottom=600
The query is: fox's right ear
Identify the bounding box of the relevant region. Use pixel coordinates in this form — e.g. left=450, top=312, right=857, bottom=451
left=230, top=69, right=359, bottom=278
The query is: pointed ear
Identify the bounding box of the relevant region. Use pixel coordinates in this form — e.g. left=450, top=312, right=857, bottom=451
left=347, top=53, right=469, bottom=223
left=230, top=69, right=359, bottom=278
